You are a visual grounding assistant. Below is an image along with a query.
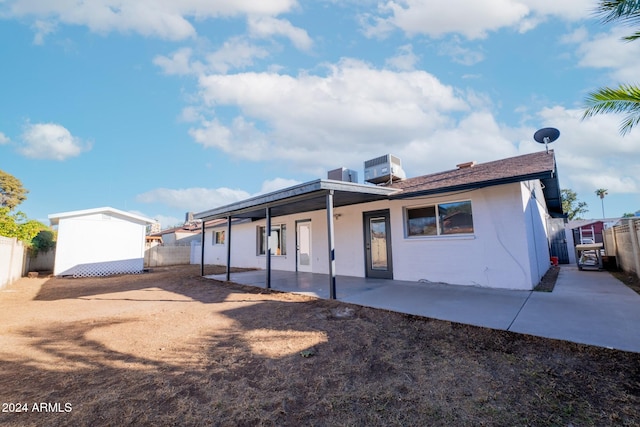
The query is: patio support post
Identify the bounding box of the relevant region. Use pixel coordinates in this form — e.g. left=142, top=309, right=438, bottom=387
left=326, top=190, right=337, bottom=299
left=266, top=207, right=272, bottom=289
left=200, top=220, right=206, bottom=276
left=226, top=215, right=232, bottom=281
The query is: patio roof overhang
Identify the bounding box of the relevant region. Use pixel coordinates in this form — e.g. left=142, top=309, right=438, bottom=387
left=194, top=179, right=400, bottom=221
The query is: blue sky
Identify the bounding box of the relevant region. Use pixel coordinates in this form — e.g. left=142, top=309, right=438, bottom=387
left=1, top=0, right=639, bottom=228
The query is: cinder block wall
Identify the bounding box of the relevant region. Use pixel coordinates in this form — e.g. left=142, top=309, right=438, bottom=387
left=145, top=245, right=191, bottom=267
left=0, top=236, right=25, bottom=289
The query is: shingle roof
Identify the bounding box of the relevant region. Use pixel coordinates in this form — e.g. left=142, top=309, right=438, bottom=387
left=388, top=150, right=563, bottom=217
left=390, top=150, right=555, bottom=194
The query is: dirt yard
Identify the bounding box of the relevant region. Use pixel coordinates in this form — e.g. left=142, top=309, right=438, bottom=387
left=0, top=265, right=638, bottom=426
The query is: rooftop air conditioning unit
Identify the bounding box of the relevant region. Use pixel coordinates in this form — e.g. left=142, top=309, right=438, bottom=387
left=328, top=167, right=358, bottom=183
left=364, top=154, right=406, bottom=184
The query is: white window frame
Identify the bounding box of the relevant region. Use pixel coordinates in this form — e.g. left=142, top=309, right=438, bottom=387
left=213, top=229, right=225, bottom=245
left=257, top=224, right=287, bottom=256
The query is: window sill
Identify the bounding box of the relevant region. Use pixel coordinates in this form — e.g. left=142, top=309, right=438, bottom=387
left=404, top=234, right=476, bottom=241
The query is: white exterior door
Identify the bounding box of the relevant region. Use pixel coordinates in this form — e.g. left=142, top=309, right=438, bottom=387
left=296, top=221, right=312, bottom=272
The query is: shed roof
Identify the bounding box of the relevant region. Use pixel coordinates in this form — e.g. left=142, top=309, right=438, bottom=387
left=49, top=206, right=157, bottom=226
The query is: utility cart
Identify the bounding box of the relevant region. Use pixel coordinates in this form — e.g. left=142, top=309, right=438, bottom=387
left=575, top=243, right=604, bottom=271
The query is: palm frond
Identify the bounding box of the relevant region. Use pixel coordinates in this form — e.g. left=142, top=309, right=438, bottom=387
left=582, top=84, right=640, bottom=135
left=597, top=0, right=640, bottom=41
left=598, top=0, right=640, bottom=23
left=623, top=30, right=640, bottom=41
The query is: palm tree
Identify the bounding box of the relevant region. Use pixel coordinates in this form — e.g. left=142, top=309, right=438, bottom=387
left=582, top=1, right=640, bottom=135
left=595, top=188, right=608, bottom=218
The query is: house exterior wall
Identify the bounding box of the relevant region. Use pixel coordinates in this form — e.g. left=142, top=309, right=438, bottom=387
left=198, top=182, right=550, bottom=290
left=520, top=180, right=553, bottom=287
left=54, top=213, right=147, bottom=277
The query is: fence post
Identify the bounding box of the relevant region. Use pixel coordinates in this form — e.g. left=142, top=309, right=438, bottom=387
left=8, top=237, right=16, bottom=283
left=611, top=225, right=620, bottom=269
left=629, top=219, right=640, bottom=278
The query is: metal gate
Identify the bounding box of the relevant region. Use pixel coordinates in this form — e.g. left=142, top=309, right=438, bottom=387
left=547, top=218, right=570, bottom=264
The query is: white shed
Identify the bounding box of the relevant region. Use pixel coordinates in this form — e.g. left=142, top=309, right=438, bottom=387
left=49, top=207, right=156, bottom=277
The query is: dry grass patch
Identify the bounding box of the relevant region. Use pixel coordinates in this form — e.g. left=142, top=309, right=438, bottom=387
left=0, top=265, right=638, bottom=426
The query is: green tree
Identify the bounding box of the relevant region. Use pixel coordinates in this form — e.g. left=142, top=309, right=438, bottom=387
left=622, top=212, right=636, bottom=217
left=561, top=189, right=589, bottom=220
left=0, top=170, right=54, bottom=247
left=0, top=207, right=49, bottom=244
left=31, top=229, right=57, bottom=254
left=0, top=170, right=28, bottom=210
left=582, top=1, right=640, bottom=135
left=595, top=188, right=609, bottom=218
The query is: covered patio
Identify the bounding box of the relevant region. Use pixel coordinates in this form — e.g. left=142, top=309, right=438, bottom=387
left=195, top=179, right=398, bottom=299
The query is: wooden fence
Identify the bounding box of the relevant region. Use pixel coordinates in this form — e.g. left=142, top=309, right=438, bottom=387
left=603, top=218, right=640, bottom=277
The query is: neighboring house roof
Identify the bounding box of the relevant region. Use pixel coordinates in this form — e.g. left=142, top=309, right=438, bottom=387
left=196, top=151, right=563, bottom=221
left=49, top=206, right=156, bottom=226
left=149, top=226, right=200, bottom=237
left=389, top=150, right=562, bottom=217
left=568, top=218, right=621, bottom=230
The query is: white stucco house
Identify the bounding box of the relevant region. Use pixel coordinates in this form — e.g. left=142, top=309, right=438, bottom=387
left=194, top=151, right=564, bottom=294
left=49, top=207, right=156, bottom=277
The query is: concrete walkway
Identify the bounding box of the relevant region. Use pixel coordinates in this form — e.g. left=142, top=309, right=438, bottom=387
left=207, top=266, right=640, bottom=353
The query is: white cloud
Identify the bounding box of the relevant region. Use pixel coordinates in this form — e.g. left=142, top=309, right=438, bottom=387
left=4, top=0, right=299, bottom=41
left=205, top=37, right=271, bottom=74
left=0, top=132, right=10, bottom=145
left=570, top=27, right=640, bottom=82
left=385, top=44, right=419, bottom=71
left=152, top=214, right=185, bottom=230
left=366, top=0, right=529, bottom=40
left=183, top=57, right=640, bottom=207
left=19, top=123, right=91, bottom=160
left=154, top=38, right=271, bottom=76
left=189, top=59, right=471, bottom=173
left=136, top=177, right=302, bottom=215
left=153, top=47, right=202, bottom=76
left=362, top=0, right=592, bottom=40
left=247, top=16, right=313, bottom=51
left=437, top=37, right=484, bottom=65
left=136, top=187, right=252, bottom=213
left=259, top=177, right=302, bottom=194
left=31, top=19, right=57, bottom=44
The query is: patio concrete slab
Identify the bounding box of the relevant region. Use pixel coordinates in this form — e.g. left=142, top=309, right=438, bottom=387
left=341, top=281, right=531, bottom=330
left=207, top=266, right=640, bottom=353
left=509, top=266, right=640, bottom=353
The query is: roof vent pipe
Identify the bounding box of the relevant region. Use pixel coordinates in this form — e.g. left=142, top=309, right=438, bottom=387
left=456, top=161, right=476, bottom=169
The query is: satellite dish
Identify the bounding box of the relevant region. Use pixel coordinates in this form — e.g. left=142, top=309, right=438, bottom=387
left=534, top=127, right=560, bottom=153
